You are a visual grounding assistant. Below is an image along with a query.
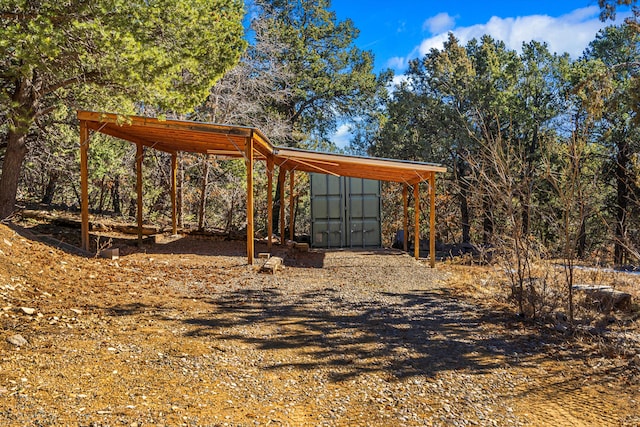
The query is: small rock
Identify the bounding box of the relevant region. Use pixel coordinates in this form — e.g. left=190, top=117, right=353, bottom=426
left=554, top=311, right=567, bottom=323
left=21, top=307, right=36, bottom=315
left=554, top=323, right=568, bottom=333
left=7, top=334, right=28, bottom=347
left=70, top=308, right=83, bottom=315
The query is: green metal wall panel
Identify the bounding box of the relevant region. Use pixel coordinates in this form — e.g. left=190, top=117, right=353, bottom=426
left=310, top=173, right=381, bottom=248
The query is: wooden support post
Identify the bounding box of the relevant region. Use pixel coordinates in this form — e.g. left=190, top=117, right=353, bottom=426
left=414, top=182, right=420, bottom=260
left=279, top=168, right=286, bottom=244
left=80, top=121, right=90, bottom=252
left=402, top=183, right=408, bottom=253
left=246, top=135, right=254, bottom=264
left=289, top=169, right=295, bottom=242
left=266, top=155, right=274, bottom=252
left=171, top=152, right=178, bottom=235
left=136, top=143, right=144, bottom=247
left=429, top=172, right=436, bottom=268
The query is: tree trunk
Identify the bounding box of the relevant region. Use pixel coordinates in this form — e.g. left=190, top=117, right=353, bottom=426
left=128, top=197, right=136, bottom=218
left=41, top=170, right=59, bottom=205
left=577, top=215, right=587, bottom=259
left=482, top=197, right=494, bottom=245
left=226, top=195, right=234, bottom=232
left=177, top=153, right=184, bottom=228
left=0, top=130, right=29, bottom=219
left=520, top=191, right=531, bottom=237
left=521, top=127, right=538, bottom=238
left=198, top=155, right=210, bottom=230
left=614, top=139, right=630, bottom=265
left=97, top=176, right=106, bottom=214
left=112, top=175, right=121, bottom=214
left=273, top=170, right=283, bottom=235
left=0, top=76, right=39, bottom=220
left=457, top=160, right=471, bottom=244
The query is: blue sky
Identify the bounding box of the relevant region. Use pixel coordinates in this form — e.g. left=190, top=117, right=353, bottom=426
left=330, top=0, right=630, bottom=74
left=328, top=1, right=631, bottom=147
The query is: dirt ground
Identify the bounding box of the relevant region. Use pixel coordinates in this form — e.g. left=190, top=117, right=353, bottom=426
left=0, top=219, right=639, bottom=426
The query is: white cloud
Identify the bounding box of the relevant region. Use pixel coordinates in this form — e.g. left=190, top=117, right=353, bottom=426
left=396, top=6, right=631, bottom=73
left=422, top=12, right=456, bottom=34
left=385, top=74, right=410, bottom=95
left=391, top=74, right=409, bottom=88
left=385, top=56, right=407, bottom=70
left=332, top=123, right=352, bottom=149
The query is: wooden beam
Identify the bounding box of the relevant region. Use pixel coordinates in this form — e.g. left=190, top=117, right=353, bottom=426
left=80, top=121, right=90, bottom=252
left=246, top=134, right=254, bottom=264
left=136, top=143, right=144, bottom=247
left=171, top=152, right=178, bottom=235
left=287, top=158, right=340, bottom=176
left=267, top=155, right=274, bottom=252
left=279, top=168, right=286, bottom=244
left=275, top=147, right=447, bottom=173
left=289, top=169, right=295, bottom=242
left=402, top=183, right=408, bottom=253
left=414, top=182, right=420, bottom=260
left=429, top=172, right=436, bottom=268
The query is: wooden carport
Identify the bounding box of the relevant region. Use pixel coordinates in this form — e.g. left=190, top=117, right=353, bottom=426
left=78, top=111, right=446, bottom=266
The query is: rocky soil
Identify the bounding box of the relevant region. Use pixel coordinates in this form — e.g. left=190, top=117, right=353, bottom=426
left=0, top=221, right=638, bottom=426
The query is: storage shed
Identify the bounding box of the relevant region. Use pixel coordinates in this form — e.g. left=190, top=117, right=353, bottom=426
left=77, top=111, right=446, bottom=266
left=310, top=173, right=381, bottom=248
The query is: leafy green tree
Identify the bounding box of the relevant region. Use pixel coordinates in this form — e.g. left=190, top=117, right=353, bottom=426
left=405, top=34, right=477, bottom=244
left=255, top=0, right=382, bottom=145
left=599, top=0, right=637, bottom=20
left=0, top=0, right=246, bottom=219
left=511, top=42, right=569, bottom=237
left=584, top=23, right=640, bottom=264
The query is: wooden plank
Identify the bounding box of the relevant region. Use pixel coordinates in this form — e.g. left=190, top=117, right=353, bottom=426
left=80, top=121, right=90, bottom=252
left=260, top=256, right=283, bottom=274
left=86, top=122, right=155, bottom=149
left=99, top=248, right=119, bottom=260
left=267, top=155, right=274, bottom=252
left=279, top=168, right=286, bottom=244
left=79, top=110, right=274, bottom=157
left=294, top=242, right=309, bottom=252
left=402, top=183, right=408, bottom=253
left=274, top=148, right=447, bottom=173
left=246, top=134, right=254, bottom=264
left=78, top=110, right=254, bottom=137
left=286, top=158, right=340, bottom=176
left=171, top=152, right=177, bottom=235
left=414, top=182, right=420, bottom=260
left=289, top=169, right=295, bottom=242
left=136, top=142, right=144, bottom=247
left=429, top=172, right=436, bottom=268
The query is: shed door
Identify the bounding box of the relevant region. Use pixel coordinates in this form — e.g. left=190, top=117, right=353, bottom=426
left=347, top=178, right=382, bottom=247
left=311, top=174, right=344, bottom=248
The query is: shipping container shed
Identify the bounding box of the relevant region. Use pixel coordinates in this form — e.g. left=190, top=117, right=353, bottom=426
left=310, top=173, right=382, bottom=248
left=77, top=111, right=446, bottom=266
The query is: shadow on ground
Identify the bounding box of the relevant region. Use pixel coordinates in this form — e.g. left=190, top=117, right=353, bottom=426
left=170, top=286, right=568, bottom=382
